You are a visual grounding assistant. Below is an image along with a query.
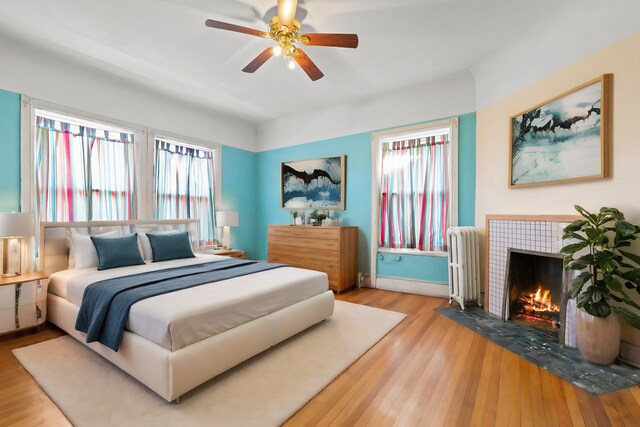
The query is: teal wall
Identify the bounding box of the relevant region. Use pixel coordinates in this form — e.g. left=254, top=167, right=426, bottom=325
left=256, top=132, right=372, bottom=272
left=457, top=113, right=476, bottom=227
left=0, top=89, right=21, bottom=211
left=256, top=112, right=476, bottom=283
left=220, top=145, right=258, bottom=259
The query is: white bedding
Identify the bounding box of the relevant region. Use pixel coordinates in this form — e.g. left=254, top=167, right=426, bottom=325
left=48, top=255, right=329, bottom=351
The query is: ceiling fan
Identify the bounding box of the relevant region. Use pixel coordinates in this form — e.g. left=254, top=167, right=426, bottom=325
left=205, top=0, right=359, bottom=81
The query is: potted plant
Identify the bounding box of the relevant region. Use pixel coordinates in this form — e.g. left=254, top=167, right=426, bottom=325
left=309, top=210, right=328, bottom=226
left=561, top=205, right=640, bottom=364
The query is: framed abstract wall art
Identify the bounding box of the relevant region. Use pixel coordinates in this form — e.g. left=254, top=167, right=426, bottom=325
left=281, top=155, right=346, bottom=209
left=509, top=74, right=612, bottom=187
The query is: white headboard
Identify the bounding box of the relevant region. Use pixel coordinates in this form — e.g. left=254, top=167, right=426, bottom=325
left=39, top=219, right=199, bottom=276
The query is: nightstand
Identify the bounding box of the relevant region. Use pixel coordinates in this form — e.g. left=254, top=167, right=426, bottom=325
left=0, top=272, right=48, bottom=335
left=198, top=248, right=245, bottom=259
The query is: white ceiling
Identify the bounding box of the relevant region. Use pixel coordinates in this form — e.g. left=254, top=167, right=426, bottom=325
left=0, top=0, right=558, bottom=123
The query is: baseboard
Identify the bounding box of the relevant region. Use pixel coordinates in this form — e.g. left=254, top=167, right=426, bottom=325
left=370, top=276, right=448, bottom=298
left=620, top=341, right=640, bottom=368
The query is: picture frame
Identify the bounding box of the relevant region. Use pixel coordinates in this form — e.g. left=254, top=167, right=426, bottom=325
left=509, top=74, right=612, bottom=188
left=281, top=155, right=346, bottom=209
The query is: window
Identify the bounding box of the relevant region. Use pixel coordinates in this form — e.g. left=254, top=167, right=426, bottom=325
left=34, top=111, right=137, bottom=222
left=154, top=138, right=216, bottom=245
left=25, top=100, right=220, bottom=242
left=373, top=119, right=457, bottom=254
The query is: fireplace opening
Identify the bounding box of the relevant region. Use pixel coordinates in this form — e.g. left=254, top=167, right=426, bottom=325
left=503, top=249, right=567, bottom=339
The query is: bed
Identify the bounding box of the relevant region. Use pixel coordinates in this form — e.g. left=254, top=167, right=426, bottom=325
left=40, top=219, right=334, bottom=402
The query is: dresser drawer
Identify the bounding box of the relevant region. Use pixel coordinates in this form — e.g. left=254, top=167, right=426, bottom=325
left=0, top=280, right=39, bottom=308
left=268, top=245, right=338, bottom=263
left=0, top=286, right=13, bottom=310
left=0, top=307, right=14, bottom=331
left=17, top=303, right=38, bottom=329
left=17, top=281, right=38, bottom=307
left=268, top=226, right=339, bottom=240
left=269, top=253, right=339, bottom=275
left=269, top=235, right=339, bottom=251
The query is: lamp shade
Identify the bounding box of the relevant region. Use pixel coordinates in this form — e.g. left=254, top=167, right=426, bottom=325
left=0, top=212, right=35, bottom=237
left=216, top=211, right=239, bottom=227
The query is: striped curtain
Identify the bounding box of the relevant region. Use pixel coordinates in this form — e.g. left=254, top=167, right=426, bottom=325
left=154, top=139, right=216, bottom=245
left=35, top=116, right=136, bottom=222
left=379, top=135, right=450, bottom=252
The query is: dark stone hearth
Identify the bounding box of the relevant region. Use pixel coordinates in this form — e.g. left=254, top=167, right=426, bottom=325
left=437, top=306, right=640, bottom=395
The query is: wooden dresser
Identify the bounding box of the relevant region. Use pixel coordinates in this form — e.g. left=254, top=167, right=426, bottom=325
left=267, top=225, right=358, bottom=293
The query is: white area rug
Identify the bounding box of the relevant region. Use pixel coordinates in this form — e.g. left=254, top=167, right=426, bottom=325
left=13, top=301, right=405, bottom=427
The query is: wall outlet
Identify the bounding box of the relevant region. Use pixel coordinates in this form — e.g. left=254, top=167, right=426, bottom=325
left=357, top=273, right=372, bottom=288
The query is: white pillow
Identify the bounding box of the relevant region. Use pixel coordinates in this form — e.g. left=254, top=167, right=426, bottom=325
left=67, top=226, right=131, bottom=269
left=68, top=234, right=100, bottom=269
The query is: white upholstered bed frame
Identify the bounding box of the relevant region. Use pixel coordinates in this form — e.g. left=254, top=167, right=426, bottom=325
left=40, top=219, right=335, bottom=402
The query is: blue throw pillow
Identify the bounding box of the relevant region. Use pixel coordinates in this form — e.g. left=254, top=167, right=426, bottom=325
left=146, top=231, right=195, bottom=262
left=90, top=233, right=145, bottom=271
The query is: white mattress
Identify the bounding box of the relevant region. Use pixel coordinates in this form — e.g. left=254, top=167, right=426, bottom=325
left=48, top=255, right=329, bottom=351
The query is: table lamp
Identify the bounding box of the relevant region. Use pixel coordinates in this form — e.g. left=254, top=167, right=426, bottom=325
left=0, top=212, right=35, bottom=276
left=216, top=211, right=239, bottom=249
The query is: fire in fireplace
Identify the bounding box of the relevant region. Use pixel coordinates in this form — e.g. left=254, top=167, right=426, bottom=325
left=516, top=285, right=561, bottom=328
left=503, top=249, right=567, bottom=339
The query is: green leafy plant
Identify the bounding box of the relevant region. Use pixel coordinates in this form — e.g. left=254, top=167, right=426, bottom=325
left=561, top=205, right=640, bottom=329
left=309, top=210, right=328, bottom=221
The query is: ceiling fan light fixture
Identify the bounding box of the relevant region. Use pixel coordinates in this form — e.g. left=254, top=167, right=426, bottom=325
left=278, top=0, right=298, bottom=31
left=205, top=0, right=358, bottom=81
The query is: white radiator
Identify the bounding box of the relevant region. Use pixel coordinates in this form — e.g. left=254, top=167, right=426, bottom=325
left=447, top=226, right=482, bottom=310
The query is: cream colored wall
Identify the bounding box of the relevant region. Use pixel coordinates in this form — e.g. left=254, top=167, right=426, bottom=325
left=476, top=33, right=640, bottom=343
left=476, top=33, right=640, bottom=230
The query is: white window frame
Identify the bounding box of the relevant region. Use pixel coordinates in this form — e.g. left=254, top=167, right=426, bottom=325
left=21, top=96, right=221, bottom=223
left=150, top=130, right=222, bottom=223
left=370, top=118, right=458, bottom=286
left=21, top=96, right=147, bottom=218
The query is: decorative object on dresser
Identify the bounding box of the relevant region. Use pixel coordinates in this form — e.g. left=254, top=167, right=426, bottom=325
left=216, top=210, right=239, bottom=249
left=281, top=156, right=346, bottom=209
left=560, top=205, right=640, bottom=365
left=308, top=210, right=328, bottom=226
left=0, top=271, right=48, bottom=334
left=0, top=212, right=35, bottom=276
left=509, top=74, right=611, bottom=187
left=268, top=225, right=357, bottom=292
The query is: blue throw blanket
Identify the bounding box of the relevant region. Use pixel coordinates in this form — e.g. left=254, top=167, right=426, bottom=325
left=75, top=259, right=285, bottom=351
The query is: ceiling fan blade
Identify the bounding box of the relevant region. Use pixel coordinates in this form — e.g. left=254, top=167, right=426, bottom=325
left=242, top=48, right=275, bottom=73
left=292, top=48, right=324, bottom=81
left=301, top=33, right=359, bottom=49
left=204, top=19, right=268, bottom=38
left=277, top=0, right=298, bottom=29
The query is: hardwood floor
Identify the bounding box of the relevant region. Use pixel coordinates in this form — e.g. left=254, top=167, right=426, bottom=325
left=1, top=289, right=639, bottom=426
left=0, top=327, right=68, bottom=427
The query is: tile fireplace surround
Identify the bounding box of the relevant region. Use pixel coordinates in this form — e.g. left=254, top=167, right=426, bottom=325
left=485, top=215, right=580, bottom=346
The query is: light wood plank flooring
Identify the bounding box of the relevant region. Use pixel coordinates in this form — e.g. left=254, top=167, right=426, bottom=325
left=2, top=289, right=639, bottom=426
